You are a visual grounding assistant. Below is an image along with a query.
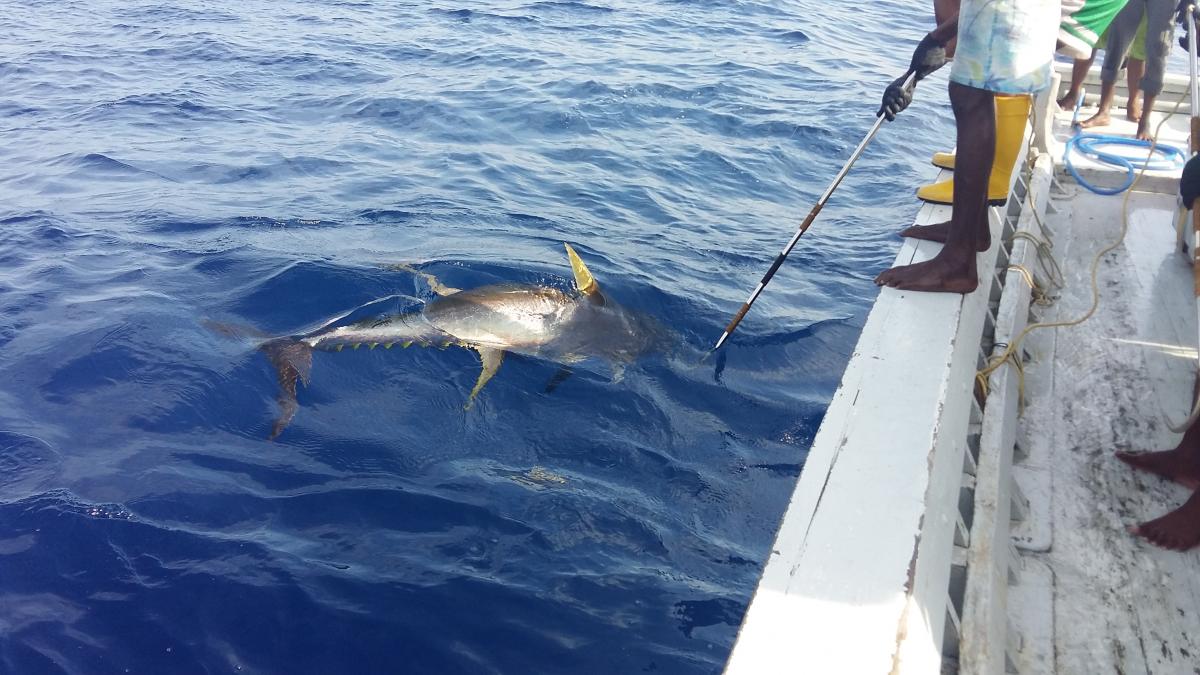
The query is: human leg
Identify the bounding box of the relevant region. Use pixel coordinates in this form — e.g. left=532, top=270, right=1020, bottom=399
left=1131, top=490, right=1200, bottom=550
left=1119, top=391, right=1200, bottom=551
left=1081, top=0, right=1146, bottom=127
left=1135, top=0, right=1175, bottom=139
left=1126, top=58, right=1145, bottom=121
left=875, top=83, right=993, bottom=293
left=1117, top=419, right=1200, bottom=489
left=1080, top=79, right=1119, bottom=127
left=914, top=95, right=1031, bottom=207
left=1058, top=52, right=1098, bottom=109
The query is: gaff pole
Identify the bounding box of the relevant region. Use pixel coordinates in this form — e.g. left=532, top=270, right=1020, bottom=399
left=713, top=73, right=918, bottom=351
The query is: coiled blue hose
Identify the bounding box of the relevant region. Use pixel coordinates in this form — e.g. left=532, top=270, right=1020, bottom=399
left=1063, top=131, right=1187, bottom=195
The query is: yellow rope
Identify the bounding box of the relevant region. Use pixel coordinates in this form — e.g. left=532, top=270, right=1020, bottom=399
left=1006, top=263, right=1052, bottom=305
left=1010, top=229, right=1064, bottom=290
left=975, top=90, right=1189, bottom=402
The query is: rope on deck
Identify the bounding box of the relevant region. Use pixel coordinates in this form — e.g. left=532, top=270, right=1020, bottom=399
left=976, top=90, right=1190, bottom=403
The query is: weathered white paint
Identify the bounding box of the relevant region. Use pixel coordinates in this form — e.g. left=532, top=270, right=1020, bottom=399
left=726, top=119, right=1031, bottom=672
left=1048, top=62, right=1190, bottom=200
left=1032, top=72, right=1060, bottom=155
left=959, top=153, right=1052, bottom=674
left=729, top=67, right=1200, bottom=675
left=1055, top=64, right=1193, bottom=114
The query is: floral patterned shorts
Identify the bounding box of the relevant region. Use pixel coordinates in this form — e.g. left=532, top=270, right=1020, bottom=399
left=950, top=0, right=1061, bottom=94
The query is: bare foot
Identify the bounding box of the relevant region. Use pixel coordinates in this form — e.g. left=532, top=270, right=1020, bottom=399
left=899, top=221, right=991, bottom=252
left=1056, top=92, right=1080, bottom=110
left=874, top=250, right=978, bottom=293
left=1079, top=110, right=1111, bottom=129
left=1116, top=449, right=1200, bottom=489
left=1135, top=115, right=1153, bottom=141
left=1126, top=102, right=1142, bottom=123
left=1130, top=490, right=1200, bottom=551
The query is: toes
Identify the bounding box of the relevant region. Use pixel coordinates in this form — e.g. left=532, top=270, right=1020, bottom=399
left=1114, top=450, right=1145, bottom=468
left=1132, top=517, right=1200, bottom=551
left=1133, top=521, right=1172, bottom=549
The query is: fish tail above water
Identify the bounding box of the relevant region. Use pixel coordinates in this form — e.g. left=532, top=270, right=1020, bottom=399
left=262, top=338, right=313, bottom=440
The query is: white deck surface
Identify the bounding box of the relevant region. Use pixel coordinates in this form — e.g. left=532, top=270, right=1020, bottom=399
left=727, top=73, right=1200, bottom=673
left=1008, top=104, right=1200, bottom=673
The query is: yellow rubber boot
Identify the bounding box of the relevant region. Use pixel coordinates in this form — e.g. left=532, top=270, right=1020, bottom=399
left=931, top=151, right=955, bottom=170
left=916, top=94, right=1032, bottom=206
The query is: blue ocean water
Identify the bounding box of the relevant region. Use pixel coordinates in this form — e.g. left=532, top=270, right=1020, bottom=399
left=1, top=1, right=954, bottom=673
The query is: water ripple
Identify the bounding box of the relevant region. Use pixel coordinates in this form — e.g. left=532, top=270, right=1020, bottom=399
left=0, top=0, right=952, bottom=671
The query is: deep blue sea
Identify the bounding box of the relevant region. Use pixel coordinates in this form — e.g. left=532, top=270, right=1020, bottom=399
left=1, top=1, right=954, bottom=673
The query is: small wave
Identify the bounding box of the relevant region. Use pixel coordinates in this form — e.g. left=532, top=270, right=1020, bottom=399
left=48, top=153, right=176, bottom=183
left=0, top=432, right=61, bottom=500
left=9, top=489, right=134, bottom=520
left=774, top=28, right=810, bottom=43
left=114, top=5, right=239, bottom=23
left=430, top=7, right=539, bottom=23
left=76, top=92, right=232, bottom=123
left=346, top=96, right=469, bottom=130
left=523, top=1, right=616, bottom=12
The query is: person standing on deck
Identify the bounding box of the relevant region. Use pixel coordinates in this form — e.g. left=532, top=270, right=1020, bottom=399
left=1116, top=156, right=1200, bottom=551
left=1078, top=0, right=1177, bottom=139
left=1058, top=0, right=1131, bottom=66
left=875, top=0, right=1059, bottom=294
left=1057, top=2, right=1144, bottom=112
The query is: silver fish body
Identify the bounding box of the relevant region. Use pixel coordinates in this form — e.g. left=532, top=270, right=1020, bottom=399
left=260, top=244, right=664, bottom=438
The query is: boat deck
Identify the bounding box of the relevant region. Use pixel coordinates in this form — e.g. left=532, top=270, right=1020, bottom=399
left=1010, top=103, right=1200, bottom=673
left=725, top=69, right=1200, bottom=674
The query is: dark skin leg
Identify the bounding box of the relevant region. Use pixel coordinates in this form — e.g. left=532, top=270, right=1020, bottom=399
left=1057, top=53, right=1097, bottom=110
left=1135, top=93, right=1157, bottom=141
left=876, top=83, right=992, bottom=293
left=1116, top=417, right=1200, bottom=490
left=898, top=220, right=990, bottom=251
left=1080, top=78, right=1118, bottom=128
left=1126, top=58, right=1145, bottom=122
left=1118, top=407, right=1200, bottom=550
left=1130, top=491, right=1200, bottom=550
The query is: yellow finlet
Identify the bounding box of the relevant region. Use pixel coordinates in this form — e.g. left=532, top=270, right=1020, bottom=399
left=564, top=243, right=599, bottom=296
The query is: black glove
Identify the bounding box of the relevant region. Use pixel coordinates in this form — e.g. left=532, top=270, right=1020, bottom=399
left=878, top=34, right=949, bottom=121
left=878, top=74, right=915, bottom=121
left=908, top=34, right=949, bottom=82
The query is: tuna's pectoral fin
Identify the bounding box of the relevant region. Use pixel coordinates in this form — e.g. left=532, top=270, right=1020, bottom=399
left=465, top=348, right=504, bottom=409
left=262, top=339, right=314, bottom=440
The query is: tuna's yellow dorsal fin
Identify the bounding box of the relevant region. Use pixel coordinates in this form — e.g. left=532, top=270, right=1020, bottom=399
left=564, top=243, right=600, bottom=297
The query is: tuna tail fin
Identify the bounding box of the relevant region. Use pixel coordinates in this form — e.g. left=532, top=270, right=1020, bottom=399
left=261, top=339, right=313, bottom=440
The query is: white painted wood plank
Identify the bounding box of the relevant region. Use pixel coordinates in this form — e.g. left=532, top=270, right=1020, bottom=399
left=727, top=194, right=999, bottom=674
left=1047, top=103, right=1191, bottom=200
left=959, top=154, right=1051, bottom=674
left=1007, top=556, right=1055, bottom=674
left=1008, top=181, right=1200, bottom=674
